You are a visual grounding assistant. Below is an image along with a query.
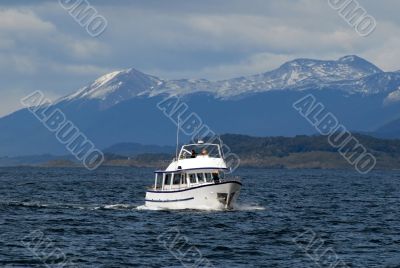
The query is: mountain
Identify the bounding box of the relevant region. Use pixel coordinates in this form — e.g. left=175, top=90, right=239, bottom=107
left=58, top=68, right=163, bottom=109
left=213, top=55, right=383, bottom=97
left=58, top=55, right=385, bottom=105
left=56, top=55, right=399, bottom=103
left=2, top=55, right=400, bottom=156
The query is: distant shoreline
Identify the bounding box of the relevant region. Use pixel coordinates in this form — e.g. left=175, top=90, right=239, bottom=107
left=2, top=133, right=400, bottom=171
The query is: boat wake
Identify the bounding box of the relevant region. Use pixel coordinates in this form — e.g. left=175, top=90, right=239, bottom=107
left=1, top=201, right=139, bottom=211
left=2, top=201, right=265, bottom=212
left=94, top=204, right=137, bottom=210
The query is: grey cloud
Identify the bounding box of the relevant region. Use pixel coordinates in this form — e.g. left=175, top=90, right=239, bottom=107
left=0, top=0, right=399, bottom=117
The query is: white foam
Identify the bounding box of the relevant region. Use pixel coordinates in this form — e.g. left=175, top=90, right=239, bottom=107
left=136, top=203, right=265, bottom=212
left=233, top=203, right=266, bottom=211
left=136, top=204, right=164, bottom=211
left=93, top=204, right=137, bottom=210
left=135, top=204, right=226, bottom=211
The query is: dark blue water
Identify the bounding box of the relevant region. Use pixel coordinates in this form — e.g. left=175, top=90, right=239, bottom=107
left=1, top=167, right=399, bottom=267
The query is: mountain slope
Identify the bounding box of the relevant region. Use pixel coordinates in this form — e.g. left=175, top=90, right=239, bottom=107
left=103, top=142, right=174, bottom=156
left=374, top=116, right=400, bottom=138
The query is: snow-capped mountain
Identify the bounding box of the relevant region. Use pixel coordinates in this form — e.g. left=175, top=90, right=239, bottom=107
left=58, top=55, right=397, bottom=108
left=213, top=55, right=383, bottom=96
left=2, top=55, right=400, bottom=157
left=58, top=68, right=163, bottom=107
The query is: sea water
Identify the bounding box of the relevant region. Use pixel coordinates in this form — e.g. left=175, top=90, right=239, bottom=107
left=0, top=167, right=399, bottom=267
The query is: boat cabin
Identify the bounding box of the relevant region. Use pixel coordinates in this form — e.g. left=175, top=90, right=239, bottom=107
left=151, top=142, right=229, bottom=191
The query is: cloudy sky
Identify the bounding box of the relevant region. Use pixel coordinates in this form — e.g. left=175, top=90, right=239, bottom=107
left=0, top=0, right=399, bottom=117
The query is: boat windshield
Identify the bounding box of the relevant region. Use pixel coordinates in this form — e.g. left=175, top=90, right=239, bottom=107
left=179, top=144, right=222, bottom=159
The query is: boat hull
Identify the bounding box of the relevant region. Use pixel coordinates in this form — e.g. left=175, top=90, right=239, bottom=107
left=145, top=181, right=242, bottom=210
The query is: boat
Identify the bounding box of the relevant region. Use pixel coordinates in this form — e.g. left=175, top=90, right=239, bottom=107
left=145, top=141, right=242, bottom=210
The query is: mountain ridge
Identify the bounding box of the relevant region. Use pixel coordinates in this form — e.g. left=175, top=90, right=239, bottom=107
left=2, top=55, right=400, bottom=157
left=55, top=55, right=395, bottom=109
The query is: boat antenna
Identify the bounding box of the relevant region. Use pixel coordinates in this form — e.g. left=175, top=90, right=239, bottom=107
left=217, top=134, right=225, bottom=158
left=176, top=115, right=180, bottom=161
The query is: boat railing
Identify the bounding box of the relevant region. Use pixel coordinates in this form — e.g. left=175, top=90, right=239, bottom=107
left=148, top=184, right=193, bottom=191
left=148, top=176, right=241, bottom=191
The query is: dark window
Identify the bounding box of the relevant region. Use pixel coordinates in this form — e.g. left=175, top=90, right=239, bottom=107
left=212, top=173, right=220, bottom=183
left=164, top=174, right=171, bottom=185
left=189, top=174, right=197, bottom=183
left=173, top=174, right=181, bottom=185
left=205, top=173, right=212, bottom=182
left=197, top=173, right=204, bottom=183
left=180, top=174, right=186, bottom=185
left=156, top=174, right=162, bottom=188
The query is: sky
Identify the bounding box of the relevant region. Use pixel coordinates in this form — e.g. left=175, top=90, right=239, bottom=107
left=0, top=0, right=399, bottom=117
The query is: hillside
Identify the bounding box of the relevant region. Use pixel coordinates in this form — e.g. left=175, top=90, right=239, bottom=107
left=219, top=134, right=400, bottom=170
left=3, top=133, right=400, bottom=171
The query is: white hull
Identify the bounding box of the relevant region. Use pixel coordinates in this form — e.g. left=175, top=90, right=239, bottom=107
left=145, top=181, right=242, bottom=210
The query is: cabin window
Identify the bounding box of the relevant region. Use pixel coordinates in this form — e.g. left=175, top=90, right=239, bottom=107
left=205, top=173, right=212, bottom=182
left=155, top=174, right=162, bottom=189
left=180, top=174, right=187, bottom=185
left=164, top=174, right=171, bottom=185
left=212, top=172, right=220, bottom=182
left=189, top=173, right=197, bottom=184
left=197, top=173, right=204, bottom=183
left=173, top=173, right=181, bottom=185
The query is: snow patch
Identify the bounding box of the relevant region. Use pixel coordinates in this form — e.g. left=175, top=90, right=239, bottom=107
left=384, top=87, right=400, bottom=105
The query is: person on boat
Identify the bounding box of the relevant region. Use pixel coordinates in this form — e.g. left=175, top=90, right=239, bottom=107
left=212, top=172, right=220, bottom=183
left=201, top=149, right=208, bottom=155
left=191, top=150, right=197, bottom=158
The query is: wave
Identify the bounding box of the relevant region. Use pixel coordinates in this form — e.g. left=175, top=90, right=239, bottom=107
left=233, top=203, right=266, bottom=211
left=1, top=201, right=138, bottom=211
left=94, top=204, right=137, bottom=210
left=2, top=201, right=52, bottom=209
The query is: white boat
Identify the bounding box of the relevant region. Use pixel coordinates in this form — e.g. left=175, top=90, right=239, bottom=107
left=145, top=141, right=242, bottom=210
